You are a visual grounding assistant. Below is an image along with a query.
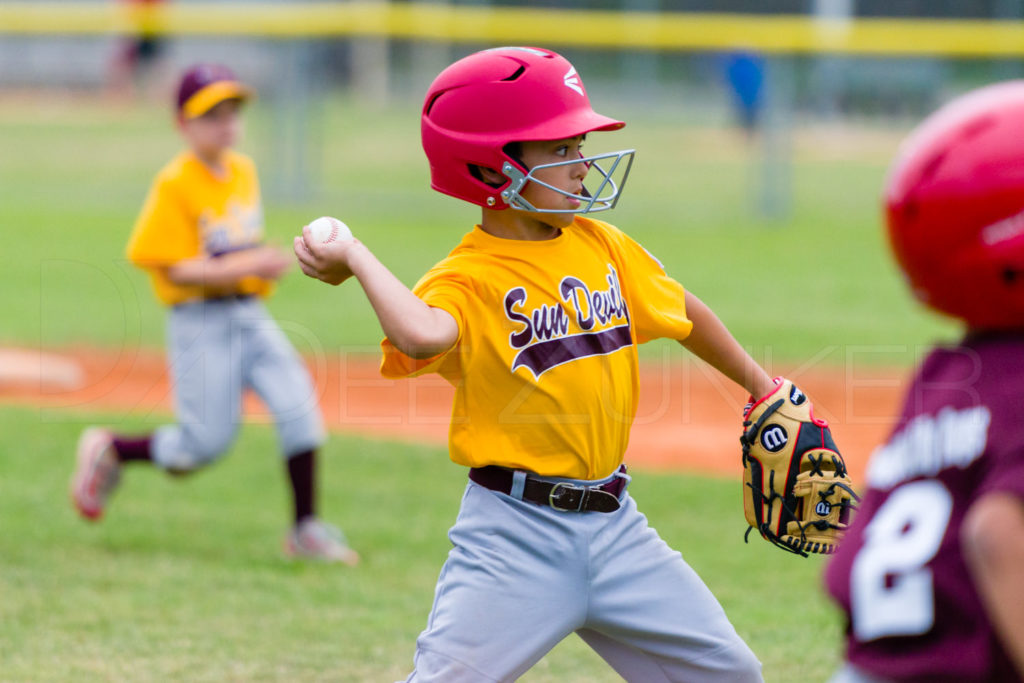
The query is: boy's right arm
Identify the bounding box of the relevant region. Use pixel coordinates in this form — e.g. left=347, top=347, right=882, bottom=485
left=165, top=245, right=291, bottom=289
left=962, top=491, right=1024, bottom=677
left=293, top=230, right=458, bottom=360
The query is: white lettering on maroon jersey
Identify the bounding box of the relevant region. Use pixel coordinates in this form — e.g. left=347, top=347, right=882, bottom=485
left=866, top=406, right=991, bottom=490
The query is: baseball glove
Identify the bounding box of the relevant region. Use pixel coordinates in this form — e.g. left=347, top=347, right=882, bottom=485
left=740, top=378, right=858, bottom=556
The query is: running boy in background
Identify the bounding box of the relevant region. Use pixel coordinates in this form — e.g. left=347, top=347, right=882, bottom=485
left=825, top=82, right=1024, bottom=682
left=72, top=64, right=358, bottom=566
left=295, top=47, right=798, bottom=680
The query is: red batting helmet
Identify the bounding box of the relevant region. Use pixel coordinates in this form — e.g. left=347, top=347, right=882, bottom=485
left=421, top=47, right=634, bottom=212
left=885, top=80, right=1024, bottom=329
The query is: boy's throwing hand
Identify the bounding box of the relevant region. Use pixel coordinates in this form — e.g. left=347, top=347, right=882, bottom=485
left=293, top=226, right=363, bottom=286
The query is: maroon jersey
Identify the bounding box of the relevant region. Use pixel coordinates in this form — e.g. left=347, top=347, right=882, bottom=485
left=825, top=334, right=1024, bottom=682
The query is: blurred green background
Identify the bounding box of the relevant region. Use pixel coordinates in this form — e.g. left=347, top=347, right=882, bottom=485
left=0, top=96, right=956, bottom=362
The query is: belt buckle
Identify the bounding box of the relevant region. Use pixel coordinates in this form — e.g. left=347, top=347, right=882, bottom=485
left=548, top=482, right=585, bottom=512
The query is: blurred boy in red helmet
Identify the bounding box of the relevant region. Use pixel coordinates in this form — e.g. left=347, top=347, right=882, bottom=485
left=825, top=81, right=1024, bottom=682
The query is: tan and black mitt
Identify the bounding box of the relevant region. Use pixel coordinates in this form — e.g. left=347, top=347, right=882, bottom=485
left=740, top=378, right=858, bottom=556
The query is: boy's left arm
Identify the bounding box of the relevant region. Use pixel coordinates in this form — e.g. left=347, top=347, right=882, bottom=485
left=678, top=290, right=774, bottom=398
left=681, top=291, right=859, bottom=556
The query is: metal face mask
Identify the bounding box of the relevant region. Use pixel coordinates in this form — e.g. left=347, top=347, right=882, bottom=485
left=498, top=148, right=636, bottom=213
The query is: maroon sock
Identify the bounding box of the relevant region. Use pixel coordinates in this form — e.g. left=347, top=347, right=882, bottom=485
left=112, top=435, right=153, bottom=463
left=287, top=450, right=316, bottom=525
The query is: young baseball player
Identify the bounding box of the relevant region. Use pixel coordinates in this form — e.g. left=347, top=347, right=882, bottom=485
left=72, top=64, right=358, bottom=566
left=294, top=47, right=796, bottom=680
left=825, top=82, right=1024, bottom=682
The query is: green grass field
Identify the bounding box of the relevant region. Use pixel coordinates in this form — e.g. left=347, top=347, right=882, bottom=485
left=0, top=93, right=956, bottom=681
left=0, top=406, right=841, bottom=682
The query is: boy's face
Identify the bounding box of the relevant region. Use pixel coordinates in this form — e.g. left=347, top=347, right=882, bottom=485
left=517, top=136, right=589, bottom=220
left=179, top=98, right=243, bottom=157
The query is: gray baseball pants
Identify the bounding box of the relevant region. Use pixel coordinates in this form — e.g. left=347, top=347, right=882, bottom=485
left=151, top=296, right=325, bottom=471
left=404, top=473, right=763, bottom=682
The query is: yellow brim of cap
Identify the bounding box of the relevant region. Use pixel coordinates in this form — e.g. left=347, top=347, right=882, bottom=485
left=182, top=81, right=254, bottom=119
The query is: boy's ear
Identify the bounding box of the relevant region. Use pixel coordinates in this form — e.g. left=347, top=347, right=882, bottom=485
left=470, top=164, right=505, bottom=188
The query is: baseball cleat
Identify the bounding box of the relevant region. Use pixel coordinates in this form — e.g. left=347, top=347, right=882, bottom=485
left=284, top=518, right=360, bottom=566
left=71, top=427, right=121, bottom=521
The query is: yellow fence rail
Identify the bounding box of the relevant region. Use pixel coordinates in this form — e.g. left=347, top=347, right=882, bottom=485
left=3, top=2, right=1024, bottom=57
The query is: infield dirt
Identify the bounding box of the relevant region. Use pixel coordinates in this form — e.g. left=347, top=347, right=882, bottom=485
left=1, top=346, right=907, bottom=482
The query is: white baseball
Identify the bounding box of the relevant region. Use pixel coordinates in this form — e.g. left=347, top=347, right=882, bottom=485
left=306, top=216, right=353, bottom=244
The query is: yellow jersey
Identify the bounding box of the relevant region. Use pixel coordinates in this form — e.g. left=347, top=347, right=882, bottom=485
left=381, top=216, right=693, bottom=479
left=126, top=149, right=271, bottom=306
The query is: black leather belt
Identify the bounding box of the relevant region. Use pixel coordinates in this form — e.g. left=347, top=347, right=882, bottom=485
left=173, top=293, right=254, bottom=309
left=469, top=465, right=627, bottom=513
left=206, top=293, right=254, bottom=303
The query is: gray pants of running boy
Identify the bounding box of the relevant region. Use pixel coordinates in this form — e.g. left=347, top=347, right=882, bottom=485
left=150, top=297, right=324, bottom=470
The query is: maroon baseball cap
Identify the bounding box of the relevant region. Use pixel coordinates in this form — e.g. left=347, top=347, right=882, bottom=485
left=176, top=64, right=253, bottom=119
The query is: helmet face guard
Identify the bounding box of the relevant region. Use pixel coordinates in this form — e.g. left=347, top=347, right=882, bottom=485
left=498, top=149, right=635, bottom=213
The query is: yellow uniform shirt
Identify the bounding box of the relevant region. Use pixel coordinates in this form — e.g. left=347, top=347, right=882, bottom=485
left=381, top=216, right=693, bottom=480
left=126, top=149, right=271, bottom=306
